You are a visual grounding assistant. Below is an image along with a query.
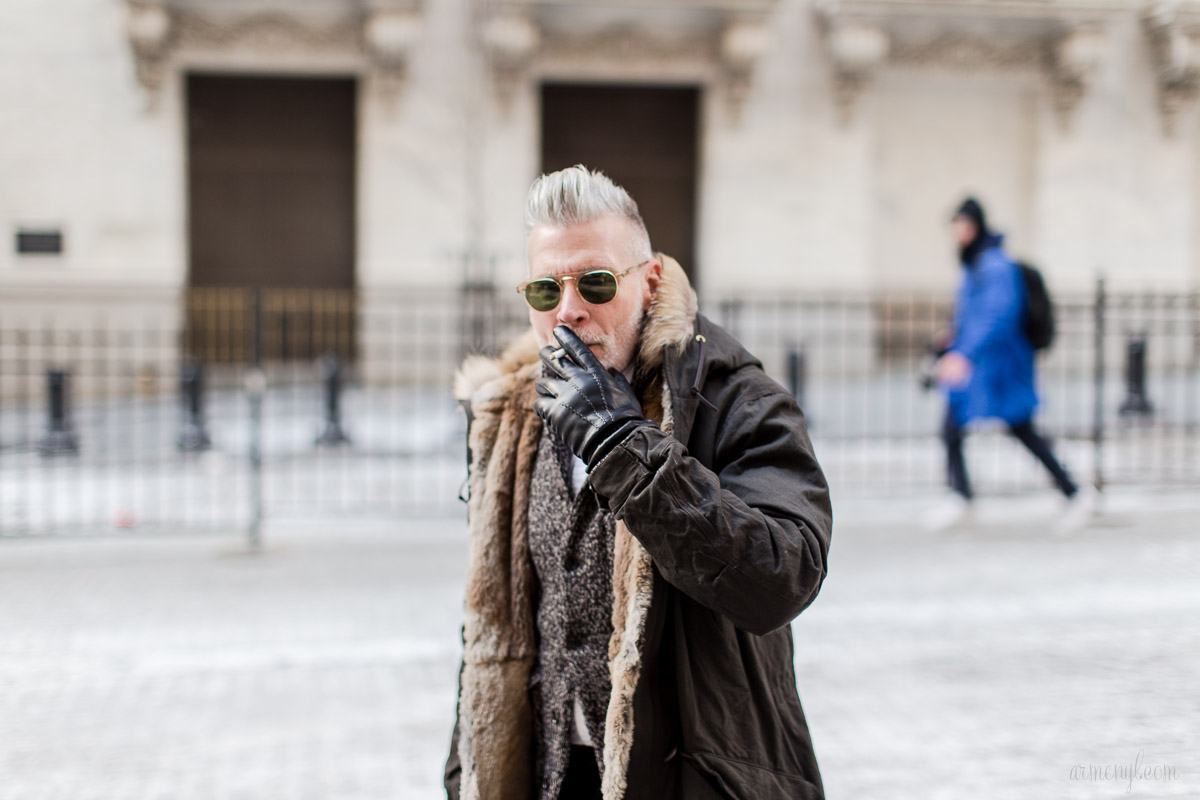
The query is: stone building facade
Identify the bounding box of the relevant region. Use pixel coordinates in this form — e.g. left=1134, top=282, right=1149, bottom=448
left=2, top=0, right=1198, bottom=334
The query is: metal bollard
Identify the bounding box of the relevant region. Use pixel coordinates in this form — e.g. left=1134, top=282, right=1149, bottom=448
left=315, top=353, right=350, bottom=445
left=244, top=366, right=266, bottom=551
left=177, top=357, right=212, bottom=451
left=1118, top=332, right=1154, bottom=416
left=787, top=346, right=807, bottom=410
left=38, top=368, right=80, bottom=456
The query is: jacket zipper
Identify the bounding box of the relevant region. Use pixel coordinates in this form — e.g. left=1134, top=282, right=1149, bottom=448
left=690, top=334, right=718, bottom=412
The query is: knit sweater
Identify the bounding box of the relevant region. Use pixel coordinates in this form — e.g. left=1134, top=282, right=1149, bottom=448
left=528, top=427, right=615, bottom=800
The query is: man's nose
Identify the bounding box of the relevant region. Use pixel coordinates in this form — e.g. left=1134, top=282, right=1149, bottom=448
left=556, top=280, right=589, bottom=325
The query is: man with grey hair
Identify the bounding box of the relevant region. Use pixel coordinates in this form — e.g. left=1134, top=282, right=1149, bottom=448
left=446, top=165, right=832, bottom=800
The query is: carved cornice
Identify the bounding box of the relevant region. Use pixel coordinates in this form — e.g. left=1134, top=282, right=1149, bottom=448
left=814, top=0, right=1124, bottom=129
left=814, top=1, right=1129, bottom=22
left=887, top=32, right=1047, bottom=70
left=174, top=12, right=363, bottom=53
left=477, top=0, right=778, bottom=123
left=539, top=27, right=717, bottom=66
left=1144, top=2, right=1200, bottom=135
left=124, top=1, right=423, bottom=108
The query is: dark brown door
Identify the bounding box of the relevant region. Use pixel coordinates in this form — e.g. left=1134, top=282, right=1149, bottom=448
left=187, top=74, right=356, bottom=289
left=541, top=84, right=700, bottom=283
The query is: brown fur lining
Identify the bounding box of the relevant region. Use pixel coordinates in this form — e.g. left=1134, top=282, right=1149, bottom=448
left=453, top=254, right=696, bottom=800
left=458, top=369, right=541, bottom=800
left=601, top=376, right=673, bottom=799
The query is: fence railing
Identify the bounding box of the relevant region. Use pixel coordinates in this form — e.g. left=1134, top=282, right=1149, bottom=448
left=0, top=281, right=1196, bottom=534
left=712, top=283, right=1199, bottom=495
left=185, top=287, right=358, bottom=365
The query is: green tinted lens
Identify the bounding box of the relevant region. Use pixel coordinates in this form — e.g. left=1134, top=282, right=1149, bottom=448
left=577, top=271, right=619, bottom=305
left=524, top=279, right=562, bottom=311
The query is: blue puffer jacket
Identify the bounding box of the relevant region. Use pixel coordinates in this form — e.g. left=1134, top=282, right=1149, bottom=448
left=947, top=235, right=1038, bottom=426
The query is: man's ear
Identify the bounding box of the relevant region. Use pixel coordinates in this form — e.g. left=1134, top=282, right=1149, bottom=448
left=644, top=258, right=663, bottom=307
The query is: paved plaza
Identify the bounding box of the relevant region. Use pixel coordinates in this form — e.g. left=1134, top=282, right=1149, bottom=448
left=1, top=489, right=1197, bottom=799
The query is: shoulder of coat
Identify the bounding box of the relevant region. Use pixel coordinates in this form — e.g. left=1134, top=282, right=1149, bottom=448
left=453, top=329, right=540, bottom=404
left=638, top=253, right=698, bottom=372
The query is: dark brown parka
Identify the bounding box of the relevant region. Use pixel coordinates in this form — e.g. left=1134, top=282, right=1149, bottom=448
left=446, top=256, right=832, bottom=800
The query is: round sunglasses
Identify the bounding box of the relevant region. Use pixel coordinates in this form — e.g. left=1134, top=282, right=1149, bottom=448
left=517, top=260, right=651, bottom=312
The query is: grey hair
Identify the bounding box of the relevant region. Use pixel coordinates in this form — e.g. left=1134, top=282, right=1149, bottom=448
left=524, top=165, right=652, bottom=257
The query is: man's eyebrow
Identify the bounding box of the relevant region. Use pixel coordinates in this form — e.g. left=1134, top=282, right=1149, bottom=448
left=541, top=261, right=616, bottom=277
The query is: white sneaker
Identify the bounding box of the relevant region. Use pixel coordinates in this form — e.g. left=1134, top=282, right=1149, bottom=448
left=1055, top=483, right=1099, bottom=534
left=924, top=494, right=974, bottom=532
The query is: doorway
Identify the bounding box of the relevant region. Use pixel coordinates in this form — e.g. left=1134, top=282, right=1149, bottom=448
left=186, top=74, right=357, bottom=362
left=540, top=84, right=700, bottom=283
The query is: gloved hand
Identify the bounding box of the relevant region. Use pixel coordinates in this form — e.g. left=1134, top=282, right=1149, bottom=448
left=534, top=325, right=652, bottom=468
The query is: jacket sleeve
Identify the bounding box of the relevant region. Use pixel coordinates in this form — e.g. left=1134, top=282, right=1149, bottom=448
left=587, top=387, right=832, bottom=636
left=444, top=711, right=462, bottom=799
left=443, top=648, right=464, bottom=799
left=445, top=410, right=471, bottom=800
left=952, top=259, right=1023, bottom=363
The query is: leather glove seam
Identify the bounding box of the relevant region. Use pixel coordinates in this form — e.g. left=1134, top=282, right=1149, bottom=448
left=536, top=373, right=607, bottom=428
left=563, top=372, right=608, bottom=421
left=578, top=359, right=614, bottom=416
left=555, top=397, right=604, bottom=433
left=538, top=346, right=607, bottom=419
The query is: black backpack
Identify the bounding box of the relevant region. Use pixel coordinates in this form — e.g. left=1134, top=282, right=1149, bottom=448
left=1016, top=261, right=1054, bottom=351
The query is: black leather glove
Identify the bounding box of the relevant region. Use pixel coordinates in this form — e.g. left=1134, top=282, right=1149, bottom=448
left=534, top=325, right=652, bottom=469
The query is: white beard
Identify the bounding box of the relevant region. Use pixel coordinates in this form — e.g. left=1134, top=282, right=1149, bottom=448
left=574, top=304, right=645, bottom=374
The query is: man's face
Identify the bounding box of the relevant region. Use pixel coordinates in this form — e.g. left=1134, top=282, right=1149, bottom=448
left=951, top=215, right=978, bottom=249
left=526, top=215, right=660, bottom=372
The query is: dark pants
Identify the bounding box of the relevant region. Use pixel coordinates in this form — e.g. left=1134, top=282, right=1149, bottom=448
left=560, top=746, right=602, bottom=800
left=942, top=408, right=1078, bottom=501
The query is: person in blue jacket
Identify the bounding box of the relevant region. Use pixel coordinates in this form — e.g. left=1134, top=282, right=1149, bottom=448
left=928, top=197, right=1093, bottom=531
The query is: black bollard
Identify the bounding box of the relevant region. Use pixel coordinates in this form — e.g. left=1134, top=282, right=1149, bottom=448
left=1118, top=332, right=1154, bottom=417
left=787, top=346, right=807, bottom=410
left=37, top=368, right=80, bottom=456
left=315, top=353, right=350, bottom=445
left=177, top=357, right=212, bottom=451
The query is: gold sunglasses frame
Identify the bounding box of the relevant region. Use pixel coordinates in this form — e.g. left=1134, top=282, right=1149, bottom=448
left=516, top=260, right=652, bottom=311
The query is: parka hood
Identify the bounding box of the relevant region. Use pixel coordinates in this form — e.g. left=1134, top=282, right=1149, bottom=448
left=962, top=232, right=1005, bottom=268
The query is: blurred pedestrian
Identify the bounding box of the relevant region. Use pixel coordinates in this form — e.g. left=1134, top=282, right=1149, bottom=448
left=926, top=197, right=1096, bottom=532
left=444, top=166, right=832, bottom=799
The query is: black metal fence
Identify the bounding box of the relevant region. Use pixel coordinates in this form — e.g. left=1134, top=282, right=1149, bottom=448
left=715, top=283, right=1199, bottom=495
left=0, top=282, right=1196, bottom=534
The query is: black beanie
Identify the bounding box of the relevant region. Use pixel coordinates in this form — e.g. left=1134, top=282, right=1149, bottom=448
left=954, top=197, right=990, bottom=265
left=954, top=197, right=988, bottom=236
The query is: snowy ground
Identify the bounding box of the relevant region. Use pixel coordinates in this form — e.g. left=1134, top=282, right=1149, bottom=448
left=0, top=486, right=1197, bottom=799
